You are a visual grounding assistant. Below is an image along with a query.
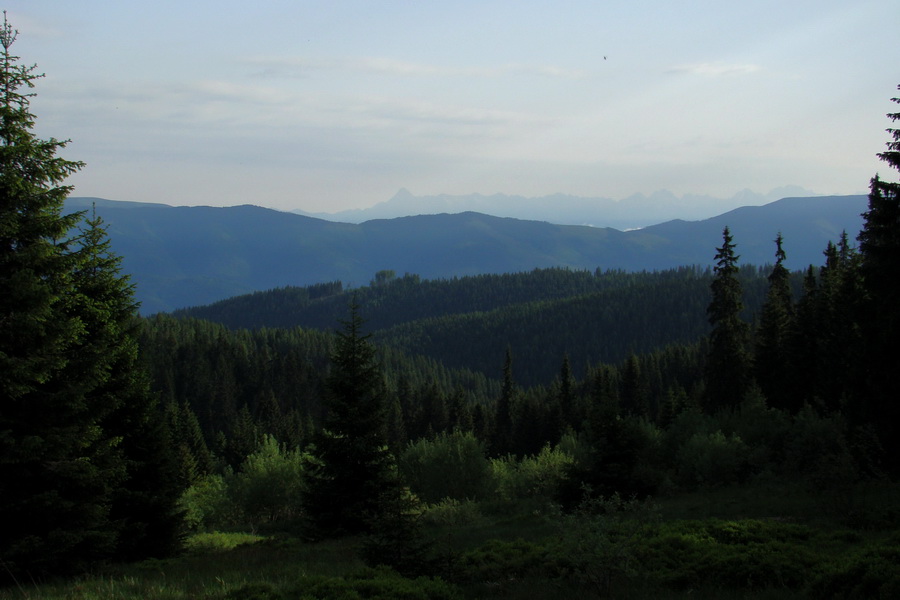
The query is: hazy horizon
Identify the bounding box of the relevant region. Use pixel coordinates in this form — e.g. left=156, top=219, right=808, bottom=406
left=6, top=1, right=894, bottom=214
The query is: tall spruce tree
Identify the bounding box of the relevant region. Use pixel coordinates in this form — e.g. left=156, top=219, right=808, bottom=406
left=0, top=16, right=181, bottom=577
left=303, top=299, right=394, bottom=536
left=857, top=86, right=900, bottom=460
left=705, top=226, right=751, bottom=410
left=754, top=233, right=795, bottom=412
left=71, top=214, right=184, bottom=560
left=490, top=347, right=516, bottom=455
left=0, top=14, right=115, bottom=577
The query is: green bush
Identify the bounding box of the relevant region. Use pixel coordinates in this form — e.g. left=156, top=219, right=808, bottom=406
left=640, top=519, right=823, bottom=591
left=550, top=492, right=661, bottom=597
left=809, top=543, right=900, bottom=599
left=783, top=407, right=856, bottom=488
left=180, top=473, right=236, bottom=531
left=399, top=431, right=492, bottom=503
left=421, top=498, right=483, bottom=527
left=229, top=435, right=308, bottom=526
left=676, top=430, right=750, bottom=487
left=490, top=444, right=574, bottom=502
left=286, top=567, right=462, bottom=600
left=455, top=539, right=551, bottom=584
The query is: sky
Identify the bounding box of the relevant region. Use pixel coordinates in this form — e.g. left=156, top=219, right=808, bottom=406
left=4, top=1, right=899, bottom=213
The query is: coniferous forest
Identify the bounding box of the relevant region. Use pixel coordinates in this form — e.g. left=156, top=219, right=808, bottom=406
left=3, top=14, right=900, bottom=599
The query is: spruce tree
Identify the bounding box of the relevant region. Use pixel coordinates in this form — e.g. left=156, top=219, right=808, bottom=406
left=303, top=299, right=394, bottom=536
left=490, top=347, right=516, bottom=455
left=0, top=16, right=181, bottom=576
left=70, top=212, right=184, bottom=561
left=857, top=86, right=900, bottom=459
left=705, top=227, right=751, bottom=410
left=754, top=233, right=795, bottom=412
left=0, top=14, right=116, bottom=577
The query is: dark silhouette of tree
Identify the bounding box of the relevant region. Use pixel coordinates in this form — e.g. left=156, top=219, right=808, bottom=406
left=491, top=347, right=516, bottom=455
left=303, top=299, right=394, bottom=537
left=705, top=227, right=751, bottom=410
left=754, top=233, right=796, bottom=412
left=857, top=85, right=900, bottom=462
left=0, top=16, right=181, bottom=577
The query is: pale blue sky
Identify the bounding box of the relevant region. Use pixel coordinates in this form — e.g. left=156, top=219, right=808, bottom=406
left=5, top=1, right=899, bottom=212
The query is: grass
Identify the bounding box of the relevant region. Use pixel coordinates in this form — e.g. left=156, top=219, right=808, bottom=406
left=2, top=480, right=898, bottom=599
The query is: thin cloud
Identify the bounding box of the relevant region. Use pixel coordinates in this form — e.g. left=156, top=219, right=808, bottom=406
left=245, top=56, right=587, bottom=80
left=669, top=62, right=762, bottom=76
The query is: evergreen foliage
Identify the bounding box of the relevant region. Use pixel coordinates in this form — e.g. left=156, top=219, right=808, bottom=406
left=0, top=16, right=181, bottom=578
left=754, top=233, right=796, bottom=412
left=302, top=299, right=395, bottom=537
left=705, top=227, right=751, bottom=410
left=857, top=86, right=900, bottom=464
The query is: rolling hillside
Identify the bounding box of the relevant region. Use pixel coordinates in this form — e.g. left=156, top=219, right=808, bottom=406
left=65, top=195, right=866, bottom=314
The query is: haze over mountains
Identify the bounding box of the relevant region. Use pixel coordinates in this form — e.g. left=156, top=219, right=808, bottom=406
left=65, top=193, right=866, bottom=315
left=294, top=186, right=820, bottom=228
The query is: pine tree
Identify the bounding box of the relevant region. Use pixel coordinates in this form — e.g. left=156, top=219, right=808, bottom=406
left=70, top=213, right=184, bottom=561
left=303, top=299, right=394, bottom=537
left=490, top=347, right=516, bottom=455
left=0, top=16, right=181, bottom=576
left=754, top=233, right=795, bottom=412
left=0, top=15, right=116, bottom=577
left=857, top=86, right=900, bottom=460
left=705, top=227, right=752, bottom=411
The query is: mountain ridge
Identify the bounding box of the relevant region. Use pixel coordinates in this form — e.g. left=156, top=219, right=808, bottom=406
left=293, top=186, right=821, bottom=228
left=64, top=194, right=866, bottom=315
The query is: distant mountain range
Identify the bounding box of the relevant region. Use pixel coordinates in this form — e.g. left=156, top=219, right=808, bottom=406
left=293, top=186, right=821, bottom=229
left=64, top=194, right=867, bottom=315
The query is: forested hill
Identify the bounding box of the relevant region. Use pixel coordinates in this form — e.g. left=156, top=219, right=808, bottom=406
left=175, top=266, right=784, bottom=386
left=66, top=194, right=864, bottom=314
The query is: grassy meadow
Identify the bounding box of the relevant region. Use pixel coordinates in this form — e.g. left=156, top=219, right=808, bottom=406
left=3, top=480, right=898, bottom=600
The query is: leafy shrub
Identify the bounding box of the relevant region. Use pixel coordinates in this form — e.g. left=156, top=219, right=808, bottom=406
left=809, top=543, right=900, bottom=599
left=180, top=473, right=236, bottom=531
left=490, top=444, right=574, bottom=501
left=286, top=567, right=462, bottom=600
left=550, top=492, right=661, bottom=597
left=421, top=498, right=484, bottom=527
left=640, top=519, right=823, bottom=591
left=455, top=538, right=551, bottom=584
left=719, top=390, right=791, bottom=474
left=399, top=430, right=492, bottom=503
left=675, top=430, right=750, bottom=487
left=229, top=434, right=307, bottom=526
left=783, top=407, right=856, bottom=488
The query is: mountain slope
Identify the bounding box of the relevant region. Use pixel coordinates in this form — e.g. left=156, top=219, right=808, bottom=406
left=65, top=194, right=865, bottom=314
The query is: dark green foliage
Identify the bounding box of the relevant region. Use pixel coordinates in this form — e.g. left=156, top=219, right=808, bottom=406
left=705, top=227, right=752, bottom=410
left=809, top=542, right=900, bottom=599
left=302, top=300, right=395, bottom=537
left=399, top=431, right=493, bottom=503
left=857, top=86, right=900, bottom=464
left=0, top=16, right=181, bottom=578
left=754, top=233, right=796, bottom=412
left=491, top=348, right=516, bottom=455
left=359, top=469, right=433, bottom=577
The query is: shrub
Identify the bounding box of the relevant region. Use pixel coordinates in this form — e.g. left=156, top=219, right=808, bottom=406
left=421, top=498, right=484, bottom=527
left=399, top=431, right=492, bottom=503
left=180, top=473, right=236, bottom=531
left=229, top=435, right=308, bottom=526
left=809, top=543, right=900, bottom=599
left=490, top=444, right=574, bottom=502
left=550, top=492, right=661, bottom=597
left=675, top=430, right=750, bottom=487
left=287, top=567, right=462, bottom=600
left=640, top=519, right=823, bottom=591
